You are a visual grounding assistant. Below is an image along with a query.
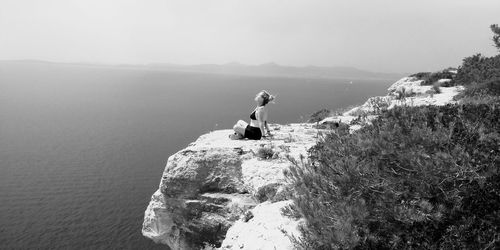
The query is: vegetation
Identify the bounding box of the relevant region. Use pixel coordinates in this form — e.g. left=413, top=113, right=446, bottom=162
left=454, top=54, right=500, bottom=86
left=491, top=24, right=500, bottom=51
left=455, top=78, right=500, bottom=100
left=395, top=87, right=416, bottom=100
left=314, top=120, right=341, bottom=130
left=309, top=108, right=331, bottom=123
left=432, top=82, right=441, bottom=94
left=256, top=144, right=276, bottom=160
left=286, top=103, right=500, bottom=249
left=366, top=96, right=390, bottom=114
left=410, top=70, right=455, bottom=86
left=285, top=25, right=500, bottom=249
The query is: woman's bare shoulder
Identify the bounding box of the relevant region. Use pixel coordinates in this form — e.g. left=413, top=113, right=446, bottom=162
left=256, top=106, right=267, bottom=113
left=255, top=106, right=268, bottom=119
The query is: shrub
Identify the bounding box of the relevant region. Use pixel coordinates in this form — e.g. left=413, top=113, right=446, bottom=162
left=346, top=108, right=371, bottom=117
left=410, top=72, right=431, bottom=79
left=460, top=78, right=500, bottom=97
left=332, top=104, right=361, bottom=116
left=278, top=144, right=291, bottom=153
left=256, top=145, right=275, bottom=160
left=432, top=82, right=441, bottom=94
left=285, top=102, right=500, bottom=249
left=439, top=174, right=500, bottom=249
left=491, top=24, right=500, bottom=51
left=410, top=70, right=455, bottom=86
left=455, top=54, right=500, bottom=86
left=366, top=96, right=390, bottom=114
left=395, top=87, right=416, bottom=100
left=457, top=95, right=500, bottom=106
left=454, top=78, right=500, bottom=106
left=285, top=25, right=500, bottom=249
left=314, top=121, right=340, bottom=130
left=308, top=109, right=331, bottom=123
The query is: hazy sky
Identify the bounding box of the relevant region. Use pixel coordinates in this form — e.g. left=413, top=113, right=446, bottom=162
left=1, top=0, right=499, bottom=72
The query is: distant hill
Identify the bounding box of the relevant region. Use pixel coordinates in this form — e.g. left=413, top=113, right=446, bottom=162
left=0, top=60, right=405, bottom=80
left=145, top=62, right=405, bottom=80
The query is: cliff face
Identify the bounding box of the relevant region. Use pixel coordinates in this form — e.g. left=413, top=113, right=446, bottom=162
left=142, top=124, right=318, bottom=250
left=142, top=74, right=464, bottom=250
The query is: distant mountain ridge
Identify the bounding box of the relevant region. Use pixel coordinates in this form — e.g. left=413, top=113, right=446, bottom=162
left=145, top=62, right=404, bottom=80
left=0, top=60, right=405, bottom=80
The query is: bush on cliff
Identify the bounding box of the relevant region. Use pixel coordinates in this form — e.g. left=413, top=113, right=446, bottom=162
left=456, top=78, right=500, bottom=100
left=453, top=25, right=500, bottom=87
left=284, top=25, right=500, bottom=249
left=410, top=70, right=455, bottom=86
left=454, top=54, right=500, bottom=86
left=308, top=109, right=331, bottom=123
left=491, top=24, right=500, bottom=51
left=285, top=101, right=500, bottom=249
left=453, top=53, right=500, bottom=103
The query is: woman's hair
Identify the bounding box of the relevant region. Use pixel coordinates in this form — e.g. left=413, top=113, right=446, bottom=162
left=258, top=90, right=275, bottom=106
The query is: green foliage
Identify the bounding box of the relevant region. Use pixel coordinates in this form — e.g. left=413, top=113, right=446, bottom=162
left=309, top=109, right=331, bottom=123
left=281, top=203, right=303, bottom=220
left=491, top=24, right=500, bottom=51
left=454, top=54, right=500, bottom=86
left=432, top=82, right=441, bottom=94
left=395, top=87, right=416, bottom=100
left=256, top=145, right=275, bottom=160
left=410, top=70, right=455, bottom=86
left=409, top=72, right=431, bottom=79
left=456, top=78, right=500, bottom=101
left=453, top=51, right=500, bottom=104
left=332, top=104, right=361, bottom=116
left=314, top=121, right=341, bottom=130
left=286, top=25, right=500, bottom=249
left=286, top=102, right=500, bottom=249
left=366, top=96, right=390, bottom=114
left=457, top=95, right=500, bottom=107
left=439, top=174, right=500, bottom=249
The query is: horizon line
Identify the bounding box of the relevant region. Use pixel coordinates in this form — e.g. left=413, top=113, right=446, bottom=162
left=0, top=58, right=410, bottom=75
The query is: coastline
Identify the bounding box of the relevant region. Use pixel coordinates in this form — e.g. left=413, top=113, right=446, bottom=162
left=141, top=72, right=465, bottom=249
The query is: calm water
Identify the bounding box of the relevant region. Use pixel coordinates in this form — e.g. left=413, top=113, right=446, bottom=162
left=0, top=62, right=394, bottom=249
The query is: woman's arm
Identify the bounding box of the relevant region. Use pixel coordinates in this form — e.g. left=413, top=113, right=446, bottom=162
left=256, top=108, right=266, bottom=137
left=263, top=108, right=271, bottom=136
left=264, top=121, right=271, bottom=135
left=257, top=108, right=272, bottom=137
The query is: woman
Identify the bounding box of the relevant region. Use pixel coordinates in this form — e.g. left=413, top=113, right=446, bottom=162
left=230, top=90, right=275, bottom=140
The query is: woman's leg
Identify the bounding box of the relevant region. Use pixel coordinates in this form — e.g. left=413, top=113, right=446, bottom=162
left=233, top=120, right=247, bottom=136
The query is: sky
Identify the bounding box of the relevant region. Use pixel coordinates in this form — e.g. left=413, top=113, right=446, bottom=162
left=1, top=0, right=499, bottom=73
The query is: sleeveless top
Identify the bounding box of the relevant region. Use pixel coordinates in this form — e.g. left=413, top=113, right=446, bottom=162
left=250, top=110, right=257, bottom=120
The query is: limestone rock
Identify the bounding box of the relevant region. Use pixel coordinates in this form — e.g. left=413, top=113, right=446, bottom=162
left=387, top=76, right=427, bottom=95
left=220, top=200, right=304, bottom=250
left=142, top=124, right=318, bottom=249
left=321, top=76, right=464, bottom=132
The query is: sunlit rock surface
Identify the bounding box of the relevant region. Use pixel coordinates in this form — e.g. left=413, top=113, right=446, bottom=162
left=220, top=200, right=303, bottom=250
left=320, top=76, right=464, bottom=132
left=142, top=124, right=319, bottom=249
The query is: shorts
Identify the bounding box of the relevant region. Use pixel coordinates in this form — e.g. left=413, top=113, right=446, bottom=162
left=244, top=125, right=262, bottom=140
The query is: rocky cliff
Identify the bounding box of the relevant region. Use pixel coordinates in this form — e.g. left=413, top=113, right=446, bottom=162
left=142, top=124, right=319, bottom=249
left=142, top=74, right=464, bottom=250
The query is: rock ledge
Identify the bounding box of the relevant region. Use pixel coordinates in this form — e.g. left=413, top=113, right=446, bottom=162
left=142, top=125, right=319, bottom=249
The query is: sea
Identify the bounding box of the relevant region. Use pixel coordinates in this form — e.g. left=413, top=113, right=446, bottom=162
left=0, top=62, right=395, bottom=249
